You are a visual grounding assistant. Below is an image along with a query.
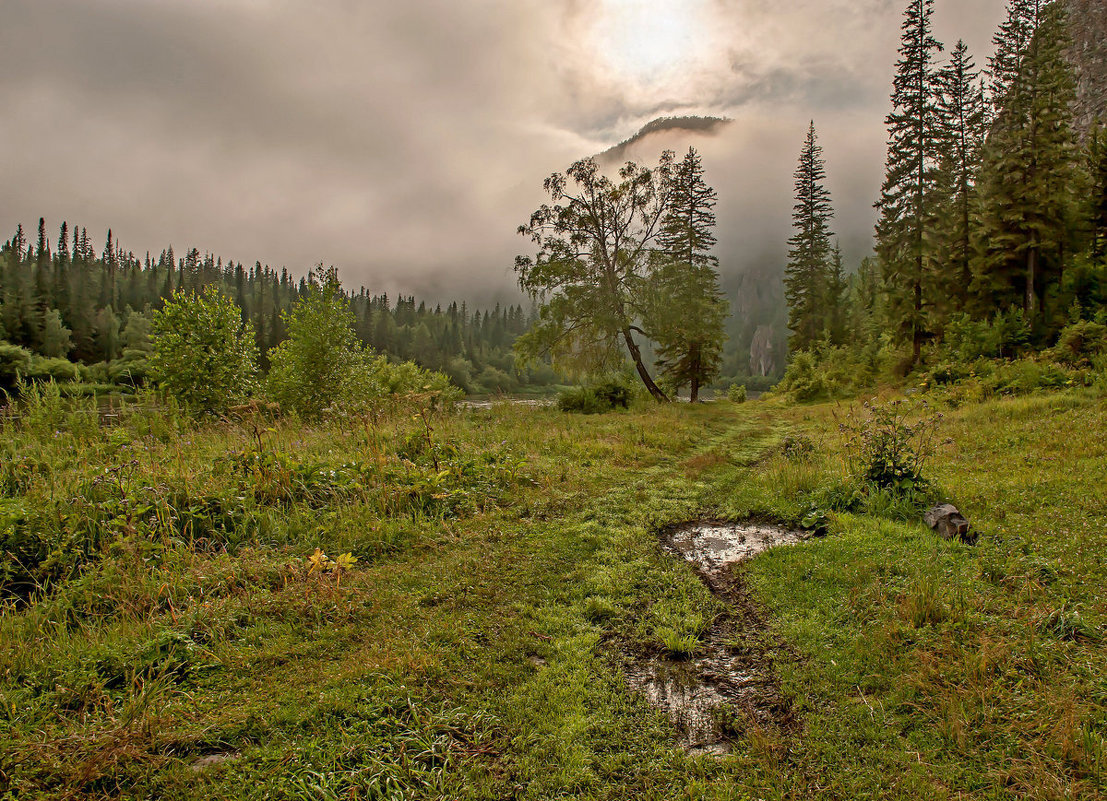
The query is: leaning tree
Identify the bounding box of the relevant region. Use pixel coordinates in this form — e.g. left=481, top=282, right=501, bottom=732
left=514, top=155, right=675, bottom=401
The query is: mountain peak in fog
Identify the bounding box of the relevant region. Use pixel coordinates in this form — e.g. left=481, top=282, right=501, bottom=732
left=598, top=116, right=733, bottom=163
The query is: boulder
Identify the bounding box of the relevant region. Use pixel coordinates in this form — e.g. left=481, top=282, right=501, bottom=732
left=924, top=504, right=972, bottom=543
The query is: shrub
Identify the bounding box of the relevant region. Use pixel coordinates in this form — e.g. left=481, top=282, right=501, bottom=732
left=266, top=267, right=365, bottom=418
left=727, top=383, right=747, bottom=403
left=0, top=342, right=32, bottom=390
left=557, top=387, right=608, bottom=414
left=268, top=268, right=460, bottom=418
left=942, top=309, right=1031, bottom=362
left=1049, top=320, right=1107, bottom=367
left=150, top=286, right=259, bottom=414
left=557, top=379, right=632, bottom=414
left=777, top=351, right=829, bottom=402
left=838, top=399, right=944, bottom=494
left=27, top=356, right=80, bottom=383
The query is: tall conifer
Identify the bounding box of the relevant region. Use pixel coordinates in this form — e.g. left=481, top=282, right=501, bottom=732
left=875, top=0, right=943, bottom=364
left=933, top=40, right=987, bottom=320
left=649, top=147, right=728, bottom=402
left=974, top=0, right=1079, bottom=321
left=785, top=121, right=836, bottom=351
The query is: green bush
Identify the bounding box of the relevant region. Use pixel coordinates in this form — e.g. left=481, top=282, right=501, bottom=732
left=838, top=399, right=943, bottom=494
left=557, top=379, right=632, bottom=414
left=777, top=351, right=832, bottom=401
left=942, top=309, right=1031, bottom=362
left=0, top=342, right=32, bottom=390
left=268, top=268, right=460, bottom=418
left=1049, top=320, right=1107, bottom=367
left=27, top=356, right=80, bottom=383
left=727, top=383, right=747, bottom=403
left=150, top=286, right=259, bottom=414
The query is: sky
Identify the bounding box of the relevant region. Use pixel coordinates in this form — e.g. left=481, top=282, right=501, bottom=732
left=0, top=0, right=1008, bottom=304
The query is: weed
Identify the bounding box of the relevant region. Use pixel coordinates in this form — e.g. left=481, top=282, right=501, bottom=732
left=837, top=398, right=945, bottom=493
left=1035, top=603, right=1103, bottom=643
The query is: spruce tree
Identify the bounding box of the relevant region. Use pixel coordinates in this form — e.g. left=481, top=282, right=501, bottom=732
left=825, top=241, right=848, bottom=344
left=933, top=40, right=987, bottom=321
left=785, top=121, right=836, bottom=351
left=974, top=0, right=1079, bottom=321
left=648, top=147, right=728, bottom=402
left=875, top=0, right=943, bottom=364
left=57, top=222, right=69, bottom=262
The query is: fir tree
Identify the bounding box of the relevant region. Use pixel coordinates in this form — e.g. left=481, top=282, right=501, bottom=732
left=649, top=148, right=729, bottom=402
left=933, top=40, right=988, bottom=321
left=875, top=0, right=943, bottom=364
left=57, top=222, right=70, bottom=262
left=1088, top=122, right=1107, bottom=260
left=974, top=0, right=1079, bottom=321
left=785, top=121, right=836, bottom=351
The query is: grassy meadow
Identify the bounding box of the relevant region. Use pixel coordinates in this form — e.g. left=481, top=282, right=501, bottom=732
left=1, top=386, right=1105, bottom=800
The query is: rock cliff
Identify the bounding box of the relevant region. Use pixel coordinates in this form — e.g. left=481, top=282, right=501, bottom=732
left=1065, top=0, right=1107, bottom=133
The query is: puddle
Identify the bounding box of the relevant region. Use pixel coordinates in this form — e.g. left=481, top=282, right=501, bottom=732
left=623, top=522, right=806, bottom=755
left=666, top=523, right=805, bottom=586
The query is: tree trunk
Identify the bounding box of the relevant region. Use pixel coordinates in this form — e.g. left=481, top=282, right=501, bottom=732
left=1026, top=240, right=1039, bottom=318
left=912, top=275, right=923, bottom=366
left=689, top=343, right=701, bottom=403
left=621, top=328, right=668, bottom=402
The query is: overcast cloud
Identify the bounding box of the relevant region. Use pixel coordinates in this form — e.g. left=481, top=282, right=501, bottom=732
left=0, top=0, right=1007, bottom=303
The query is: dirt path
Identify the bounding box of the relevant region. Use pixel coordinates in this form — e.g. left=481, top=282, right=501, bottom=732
left=623, top=522, right=807, bottom=754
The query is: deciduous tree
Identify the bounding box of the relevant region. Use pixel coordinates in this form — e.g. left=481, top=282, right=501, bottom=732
left=515, top=156, right=674, bottom=400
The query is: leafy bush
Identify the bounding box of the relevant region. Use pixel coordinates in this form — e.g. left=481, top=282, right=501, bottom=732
left=780, top=434, right=815, bottom=460
left=775, top=343, right=890, bottom=402
left=838, top=399, right=944, bottom=494
left=557, top=379, right=632, bottom=414
left=777, top=352, right=829, bottom=402
left=1048, top=320, right=1107, bottom=367
left=365, top=356, right=459, bottom=401
left=942, top=309, right=1031, bottom=362
left=149, top=286, right=259, bottom=414
left=727, top=383, right=747, bottom=403
left=267, top=267, right=459, bottom=418
left=557, top=387, right=607, bottom=414
left=0, top=342, right=32, bottom=390
left=27, top=356, right=80, bottom=383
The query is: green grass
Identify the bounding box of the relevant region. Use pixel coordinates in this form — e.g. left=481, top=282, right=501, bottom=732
left=1, top=389, right=1105, bottom=799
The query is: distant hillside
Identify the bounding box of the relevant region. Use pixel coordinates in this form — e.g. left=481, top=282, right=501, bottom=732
left=597, top=116, right=732, bottom=163
left=1065, top=0, right=1107, bottom=133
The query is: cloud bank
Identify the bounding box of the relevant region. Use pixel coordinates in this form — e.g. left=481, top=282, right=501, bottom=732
left=0, top=0, right=1007, bottom=303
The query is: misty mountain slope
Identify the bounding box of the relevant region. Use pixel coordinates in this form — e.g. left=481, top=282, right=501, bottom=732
left=597, top=116, right=733, bottom=164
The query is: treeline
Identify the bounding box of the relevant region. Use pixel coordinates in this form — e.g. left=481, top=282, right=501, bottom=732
left=0, top=221, right=558, bottom=394
left=783, top=0, right=1107, bottom=394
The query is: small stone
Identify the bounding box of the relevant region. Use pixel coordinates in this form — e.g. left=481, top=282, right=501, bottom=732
left=191, top=753, right=237, bottom=772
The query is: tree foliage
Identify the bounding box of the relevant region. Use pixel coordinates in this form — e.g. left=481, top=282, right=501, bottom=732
left=875, top=0, right=944, bottom=365
left=648, top=148, right=729, bottom=401
left=515, top=156, right=674, bottom=400
left=974, top=0, right=1080, bottom=322
left=932, top=40, right=988, bottom=324
left=786, top=122, right=837, bottom=351
left=149, top=286, right=258, bottom=413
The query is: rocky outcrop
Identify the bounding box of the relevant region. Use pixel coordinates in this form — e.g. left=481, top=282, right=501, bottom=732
left=1064, top=0, right=1107, bottom=134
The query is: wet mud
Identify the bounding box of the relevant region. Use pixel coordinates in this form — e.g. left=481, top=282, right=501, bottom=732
left=623, top=522, right=807, bottom=755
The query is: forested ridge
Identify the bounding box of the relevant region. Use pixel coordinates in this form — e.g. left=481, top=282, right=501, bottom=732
left=0, top=223, right=554, bottom=395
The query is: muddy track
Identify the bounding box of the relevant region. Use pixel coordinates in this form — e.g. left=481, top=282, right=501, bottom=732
left=621, top=522, right=807, bottom=755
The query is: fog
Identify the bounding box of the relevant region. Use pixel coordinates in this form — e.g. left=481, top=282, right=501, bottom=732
left=0, top=0, right=1007, bottom=304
